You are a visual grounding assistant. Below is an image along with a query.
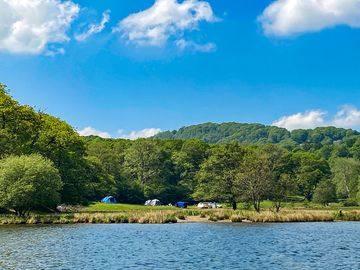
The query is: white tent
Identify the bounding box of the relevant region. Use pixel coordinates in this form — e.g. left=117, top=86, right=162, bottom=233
left=145, top=199, right=161, bottom=206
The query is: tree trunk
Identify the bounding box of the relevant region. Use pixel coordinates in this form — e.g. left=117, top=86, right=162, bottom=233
left=253, top=200, right=261, bottom=213
left=274, top=201, right=281, bottom=212
left=232, top=200, right=237, bottom=210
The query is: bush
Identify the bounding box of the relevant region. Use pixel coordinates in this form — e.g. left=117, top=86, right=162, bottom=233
left=0, top=154, right=63, bottom=216
left=342, top=200, right=359, bottom=207
left=313, top=180, right=337, bottom=206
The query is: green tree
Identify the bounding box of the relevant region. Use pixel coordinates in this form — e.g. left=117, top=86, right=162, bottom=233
left=313, top=180, right=337, bottom=206
left=172, top=140, right=209, bottom=199
left=84, top=156, right=116, bottom=201
left=331, top=158, right=360, bottom=199
left=258, top=145, right=297, bottom=212
left=35, top=114, right=88, bottom=204
left=292, top=152, right=331, bottom=201
left=0, top=84, right=42, bottom=157
left=123, top=139, right=173, bottom=201
left=237, top=149, right=273, bottom=212
left=195, top=144, right=245, bottom=210
left=0, top=154, right=62, bottom=216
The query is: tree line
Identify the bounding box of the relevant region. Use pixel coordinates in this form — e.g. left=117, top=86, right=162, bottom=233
left=1, top=84, right=360, bottom=214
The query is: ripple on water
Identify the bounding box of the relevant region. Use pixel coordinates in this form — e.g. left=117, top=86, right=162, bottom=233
left=0, top=222, right=360, bottom=269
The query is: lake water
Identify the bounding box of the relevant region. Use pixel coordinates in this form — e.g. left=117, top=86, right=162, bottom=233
left=0, top=222, right=359, bottom=269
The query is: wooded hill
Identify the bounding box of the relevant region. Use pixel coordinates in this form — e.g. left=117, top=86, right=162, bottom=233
left=154, top=122, right=359, bottom=147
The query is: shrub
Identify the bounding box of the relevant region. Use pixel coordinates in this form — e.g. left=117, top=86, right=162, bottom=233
left=342, top=200, right=359, bottom=207
left=0, top=154, right=62, bottom=216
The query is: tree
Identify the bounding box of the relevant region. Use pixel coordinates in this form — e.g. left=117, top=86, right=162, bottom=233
left=292, top=152, right=331, bottom=201
left=34, top=114, right=88, bottom=204
left=313, top=180, right=337, bottom=206
left=0, top=154, right=62, bottom=216
left=172, top=140, right=209, bottom=199
left=195, top=143, right=245, bottom=210
left=331, top=158, right=360, bottom=200
left=84, top=156, right=116, bottom=201
left=123, top=139, right=173, bottom=201
left=271, top=174, right=297, bottom=212
left=237, top=149, right=273, bottom=212
left=0, top=84, right=42, bottom=157
left=258, top=145, right=297, bottom=212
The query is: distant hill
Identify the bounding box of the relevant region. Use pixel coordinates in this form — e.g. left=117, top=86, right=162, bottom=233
left=154, top=122, right=360, bottom=146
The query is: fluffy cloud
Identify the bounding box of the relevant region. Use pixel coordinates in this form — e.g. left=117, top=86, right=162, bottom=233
left=78, top=127, right=111, bottom=138
left=0, top=0, right=79, bottom=54
left=333, top=105, right=360, bottom=128
left=118, top=128, right=162, bottom=140
left=273, top=105, right=360, bottom=130
left=114, top=0, right=216, bottom=49
left=75, top=10, right=111, bottom=42
left=272, top=110, right=327, bottom=130
left=78, top=127, right=162, bottom=140
left=259, top=0, right=360, bottom=37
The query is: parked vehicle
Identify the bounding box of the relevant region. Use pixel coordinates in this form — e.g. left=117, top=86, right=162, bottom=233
left=197, top=202, right=222, bottom=209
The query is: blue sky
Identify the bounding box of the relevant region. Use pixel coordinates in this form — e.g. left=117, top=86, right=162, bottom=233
left=1, top=0, right=360, bottom=138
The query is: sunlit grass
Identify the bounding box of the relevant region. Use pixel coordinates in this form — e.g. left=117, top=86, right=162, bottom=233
left=84, top=203, right=177, bottom=212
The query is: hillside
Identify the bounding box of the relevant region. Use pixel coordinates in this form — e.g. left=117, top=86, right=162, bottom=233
left=154, top=122, right=360, bottom=146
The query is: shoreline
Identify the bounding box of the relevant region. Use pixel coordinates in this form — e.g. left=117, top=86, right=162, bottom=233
left=0, top=209, right=359, bottom=225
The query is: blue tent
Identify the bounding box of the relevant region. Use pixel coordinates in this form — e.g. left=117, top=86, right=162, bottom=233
left=101, top=196, right=117, bottom=204
left=175, top=202, right=188, bottom=208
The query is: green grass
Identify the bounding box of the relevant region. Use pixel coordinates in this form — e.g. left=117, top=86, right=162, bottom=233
left=85, top=201, right=360, bottom=213
left=84, top=203, right=177, bottom=212
left=230, top=200, right=360, bottom=211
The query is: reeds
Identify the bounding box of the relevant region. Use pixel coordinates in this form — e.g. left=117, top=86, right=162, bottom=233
left=230, top=210, right=335, bottom=223
left=0, top=211, right=178, bottom=225
left=1, top=209, right=360, bottom=225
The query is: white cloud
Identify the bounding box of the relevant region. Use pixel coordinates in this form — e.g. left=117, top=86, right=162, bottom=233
left=78, top=127, right=162, bottom=140
left=78, top=127, right=111, bottom=138
left=273, top=105, right=360, bottom=130
left=333, top=105, right=360, bottom=128
left=75, top=10, right=110, bottom=42
left=259, top=0, right=360, bottom=37
left=176, top=39, right=216, bottom=52
left=272, top=110, right=327, bottom=130
left=118, top=128, right=162, bottom=140
left=0, top=0, right=79, bottom=54
left=114, top=0, right=216, bottom=49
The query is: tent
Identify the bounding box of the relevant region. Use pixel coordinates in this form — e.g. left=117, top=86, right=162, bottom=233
left=101, top=196, right=117, bottom=204
left=144, top=199, right=161, bottom=206
left=175, top=202, right=188, bottom=208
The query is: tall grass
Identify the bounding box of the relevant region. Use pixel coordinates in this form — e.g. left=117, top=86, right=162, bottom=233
left=1, top=209, right=360, bottom=225
left=0, top=211, right=177, bottom=225
left=230, top=210, right=360, bottom=223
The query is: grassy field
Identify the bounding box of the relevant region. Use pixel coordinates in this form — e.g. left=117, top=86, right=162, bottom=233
left=84, top=201, right=360, bottom=213
left=84, top=203, right=178, bottom=212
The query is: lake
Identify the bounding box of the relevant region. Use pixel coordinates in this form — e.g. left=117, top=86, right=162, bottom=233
left=0, top=222, right=359, bottom=269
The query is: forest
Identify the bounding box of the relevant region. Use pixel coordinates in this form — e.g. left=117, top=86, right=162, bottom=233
left=1, top=84, right=360, bottom=214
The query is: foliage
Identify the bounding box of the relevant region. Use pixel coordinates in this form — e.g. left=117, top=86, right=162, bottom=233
left=3, top=83, right=360, bottom=209
left=0, top=154, right=62, bottom=216
left=313, top=180, right=337, bottom=206
left=154, top=122, right=359, bottom=148
left=291, top=152, right=331, bottom=201
left=195, top=143, right=246, bottom=209
left=331, top=158, right=360, bottom=199
left=237, top=148, right=273, bottom=212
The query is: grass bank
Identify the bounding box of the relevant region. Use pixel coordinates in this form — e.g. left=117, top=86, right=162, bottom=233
left=0, top=211, right=178, bottom=225
left=1, top=209, right=360, bottom=225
